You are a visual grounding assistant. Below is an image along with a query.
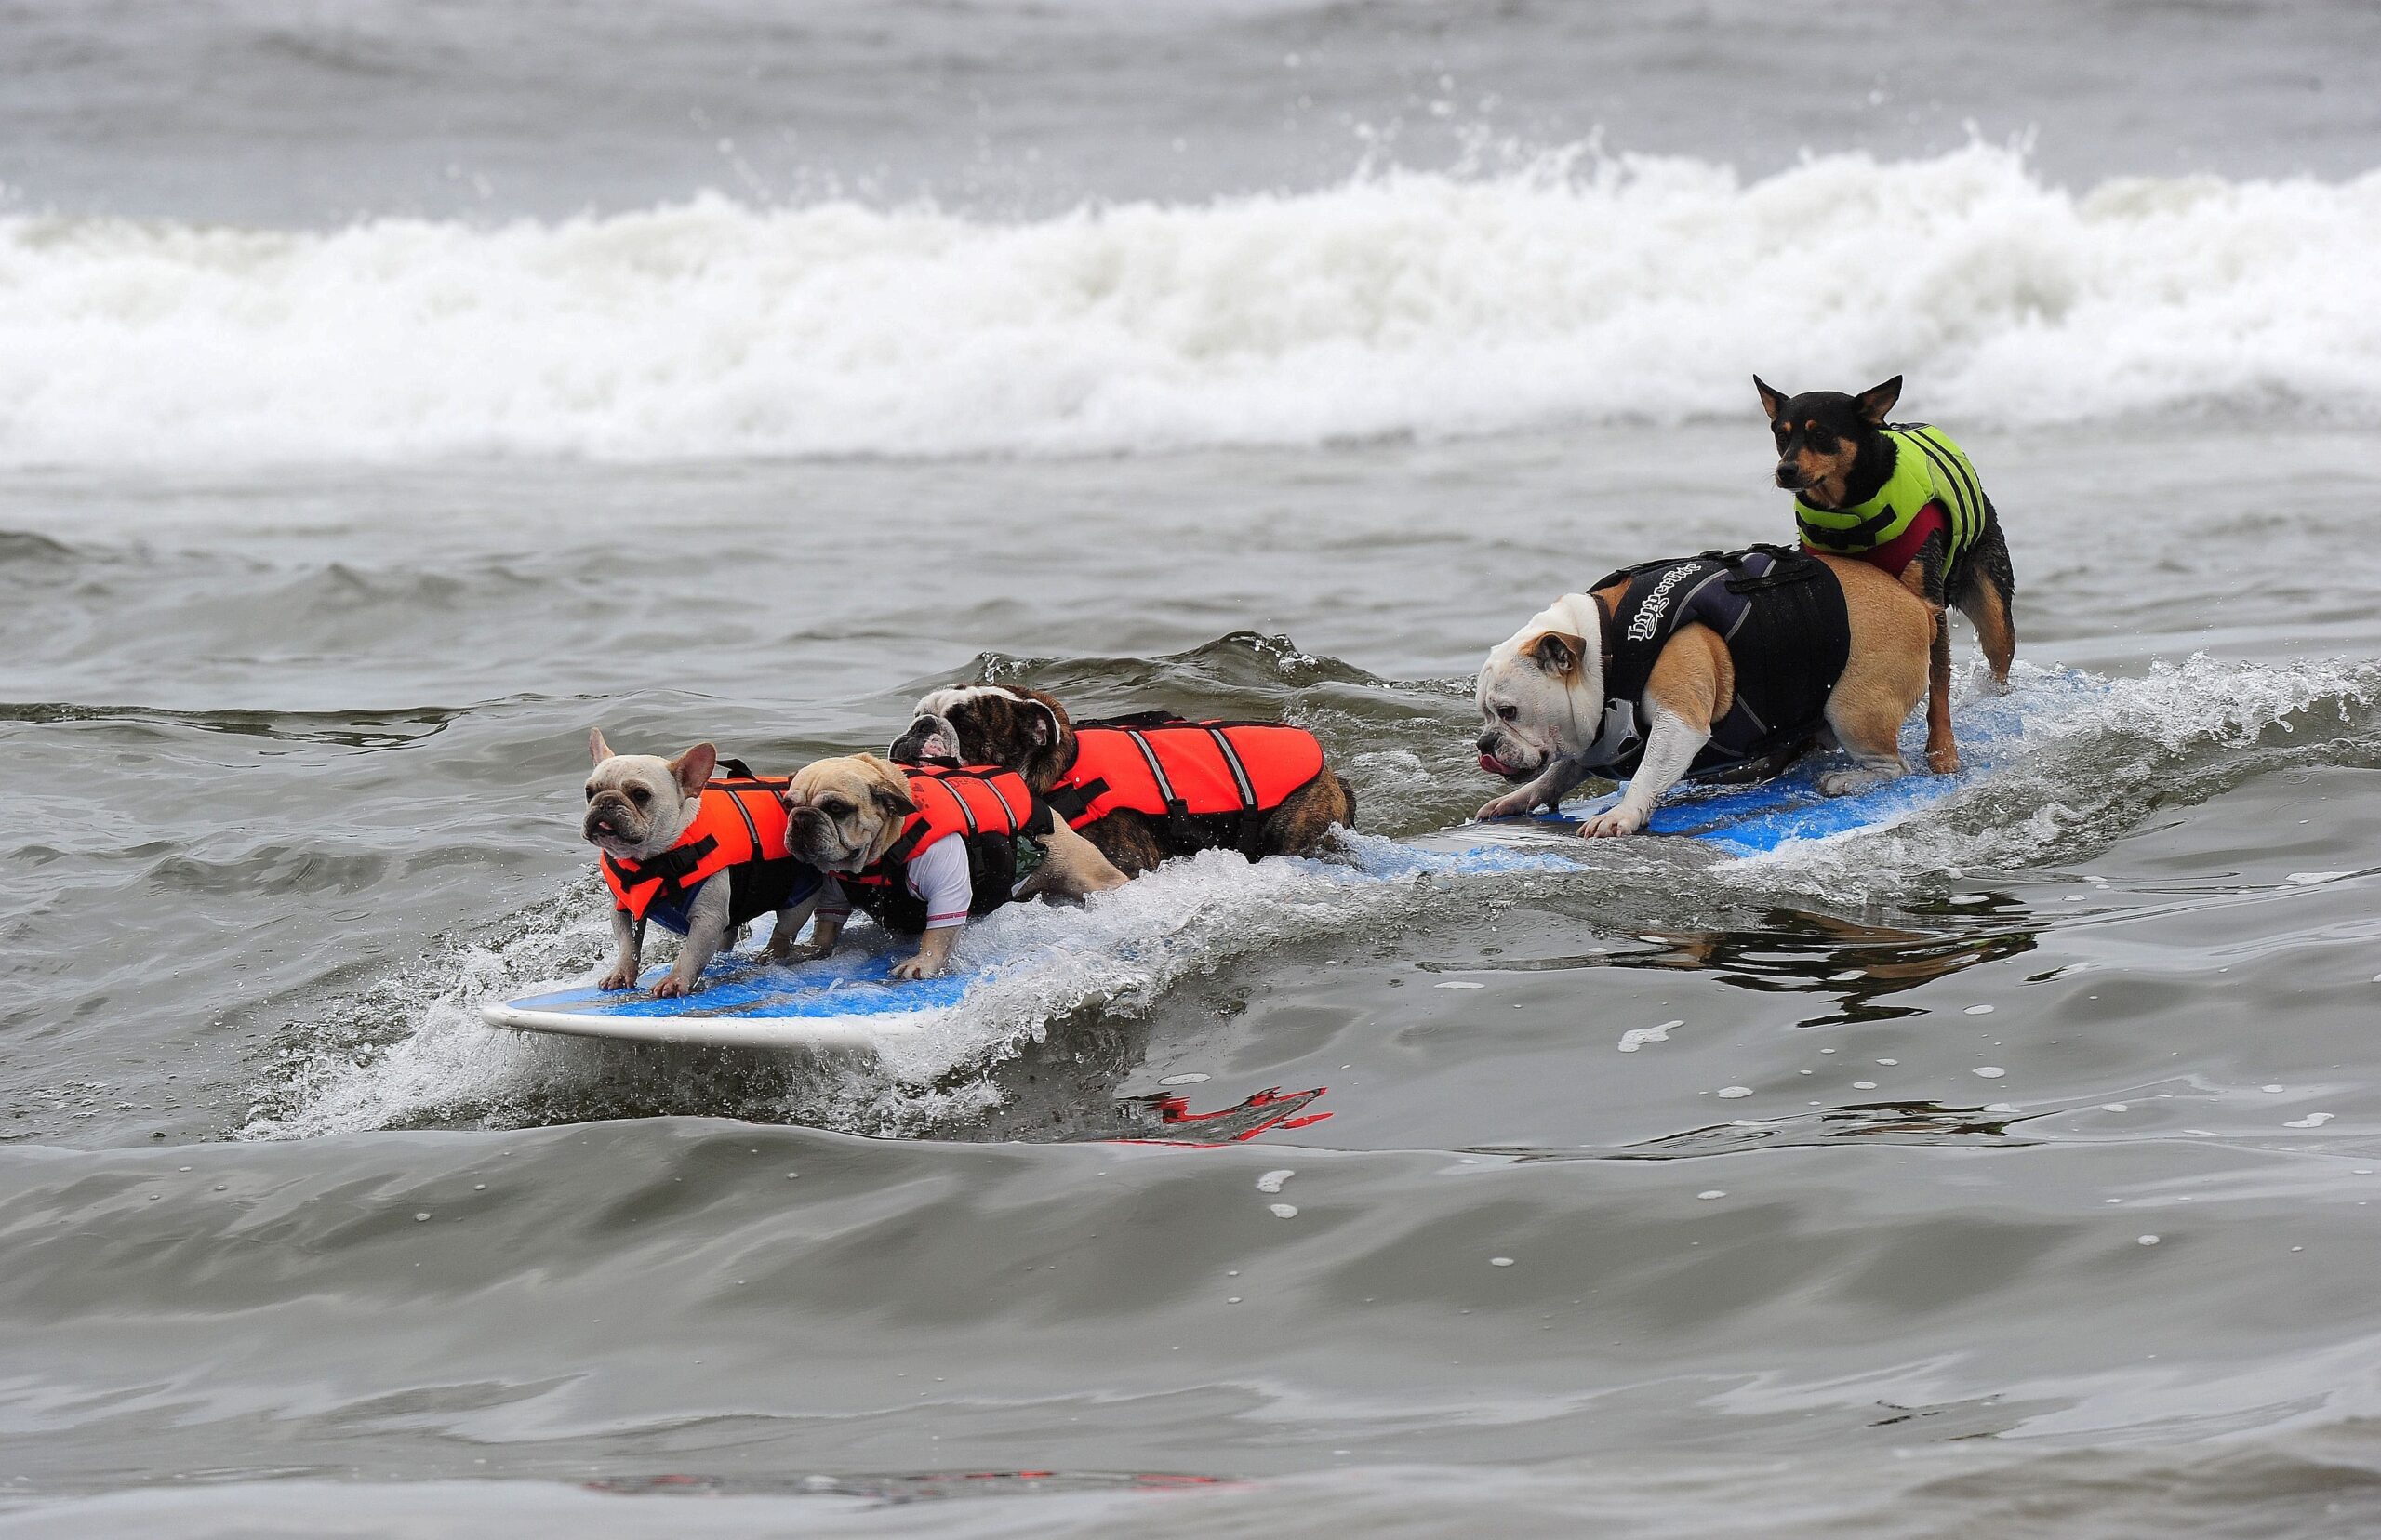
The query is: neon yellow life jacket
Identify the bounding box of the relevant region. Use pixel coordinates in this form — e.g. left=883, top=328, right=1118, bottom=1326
left=1793, top=424, right=1986, bottom=572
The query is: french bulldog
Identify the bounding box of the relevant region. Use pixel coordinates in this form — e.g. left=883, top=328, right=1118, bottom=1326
left=583, top=729, right=824, bottom=996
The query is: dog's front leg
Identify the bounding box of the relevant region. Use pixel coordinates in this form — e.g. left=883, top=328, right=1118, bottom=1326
left=1018, top=819, right=1131, bottom=899
left=1476, top=756, right=1591, bottom=821
left=1578, top=707, right=1708, bottom=838
left=656, top=875, right=732, bottom=997
left=891, top=926, right=958, bottom=981
left=599, top=909, right=645, bottom=990
left=758, top=890, right=827, bottom=964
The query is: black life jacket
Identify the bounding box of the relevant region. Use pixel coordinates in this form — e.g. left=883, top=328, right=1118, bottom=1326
left=1577, top=545, right=1852, bottom=783
left=840, top=763, right=1051, bottom=935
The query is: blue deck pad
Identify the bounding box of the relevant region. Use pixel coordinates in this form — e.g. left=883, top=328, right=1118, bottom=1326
left=1525, top=669, right=2101, bottom=855
left=500, top=947, right=973, bottom=1023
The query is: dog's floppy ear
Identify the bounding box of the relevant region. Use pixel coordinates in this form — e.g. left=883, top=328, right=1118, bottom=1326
left=1023, top=696, right=1064, bottom=748
left=1753, top=375, right=1787, bottom=422
left=668, top=741, right=717, bottom=798
left=853, top=754, right=918, bottom=821
left=1855, top=375, right=1902, bottom=426
left=589, top=726, right=614, bottom=765
left=1528, top=631, right=1586, bottom=676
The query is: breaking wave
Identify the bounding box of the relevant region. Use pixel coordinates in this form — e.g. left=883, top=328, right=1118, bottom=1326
left=239, top=652, right=2381, bottom=1143
left=5, top=145, right=2378, bottom=465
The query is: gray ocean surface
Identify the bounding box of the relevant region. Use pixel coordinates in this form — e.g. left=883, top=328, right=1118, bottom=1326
left=7, top=3, right=2381, bottom=1535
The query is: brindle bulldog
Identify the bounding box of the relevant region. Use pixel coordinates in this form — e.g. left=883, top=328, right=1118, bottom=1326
left=888, top=684, right=1355, bottom=876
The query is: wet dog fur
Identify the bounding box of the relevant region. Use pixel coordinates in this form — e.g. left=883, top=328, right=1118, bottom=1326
left=888, top=684, right=1356, bottom=877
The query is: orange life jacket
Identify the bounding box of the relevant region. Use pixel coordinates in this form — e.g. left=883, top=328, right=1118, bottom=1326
left=1046, top=715, right=1328, bottom=857
left=841, top=763, right=1049, bottom=934
left=600, top=768, right=810, bottom=928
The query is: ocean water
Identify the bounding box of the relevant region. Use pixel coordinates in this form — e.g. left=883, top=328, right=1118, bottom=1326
left=7, top=3, right=2381, bottom=1536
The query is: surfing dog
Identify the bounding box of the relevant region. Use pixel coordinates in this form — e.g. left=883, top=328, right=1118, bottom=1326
left=887, top=684, right=1355, bottom=876
left=780, top=752, right=1128, bottom=979
left=1473, top=546, right=1935, bottom=836
left=1754, top=375, right=2016, bottom=773
left=583, top=730, right=825, bottom=996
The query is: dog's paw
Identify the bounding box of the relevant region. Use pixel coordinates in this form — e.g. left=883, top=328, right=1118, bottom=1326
left=889, top=954, right=944, bottom=981
left=1816, top=766, right=1894, bottom=798
left=1475, top=790, right=1541, bottom=821
left=651, top=973, right=702, bottom=999
left=1576, top=808, right=1643, bottom=839
left=597, top=965, right=641, bottom=991
left=1925, top=742, right=1962, bottom=776
left=762, top=938, right=829, bottom=965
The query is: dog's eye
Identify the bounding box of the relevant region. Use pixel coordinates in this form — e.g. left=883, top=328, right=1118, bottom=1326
left=583, top=786, right=597, bottom=801
left=1805, top=429, right=1835, bottom=452
left=819, top=798, right=850, bottom=818
left=1496, top=704, right=1518, bottom=722
left=628, top=787, right=650, bottom=805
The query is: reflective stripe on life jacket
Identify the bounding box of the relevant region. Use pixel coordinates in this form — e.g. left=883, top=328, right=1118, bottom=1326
left=600, top=770, right=803, bottom=925
left=1046, top=718, right=1327, bottom=853
left=1794, top=424, right=1987, bottom=574
left=1582, top=545, right=1852, bottom=784
left=840, top=763, right=1048, bottom=934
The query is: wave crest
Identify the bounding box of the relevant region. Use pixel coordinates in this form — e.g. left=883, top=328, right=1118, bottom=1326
left=10, top=144, right=2373, bottom=463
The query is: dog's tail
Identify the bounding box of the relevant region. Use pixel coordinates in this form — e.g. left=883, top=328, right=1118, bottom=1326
left=1334, top=772, right=1358, bottom=832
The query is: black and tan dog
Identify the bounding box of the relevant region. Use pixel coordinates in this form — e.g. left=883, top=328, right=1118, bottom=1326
left=1754, top=374, right=2016, bottom=773
left=889, top=684, right=1354, bottom=876
left=1474, top=545, right=1935, bottom=835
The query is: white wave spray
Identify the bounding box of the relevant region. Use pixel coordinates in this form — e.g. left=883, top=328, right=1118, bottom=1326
left=5, top=145, right=2378, bottom=466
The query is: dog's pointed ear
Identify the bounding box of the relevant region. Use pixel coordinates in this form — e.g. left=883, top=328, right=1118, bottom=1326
left=1856, top=375, right=1902, bottom=425
left=1753, top=375, right=1787, bottom=422
left=1529, top=631, right=1586, bottom=676
left=589, top=726, right=614, bottom=765
left=668, top=741, right=716, bottom=798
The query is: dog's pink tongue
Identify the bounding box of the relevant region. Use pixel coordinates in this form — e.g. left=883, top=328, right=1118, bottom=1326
left=1478, top=752, right=1514, bottom=777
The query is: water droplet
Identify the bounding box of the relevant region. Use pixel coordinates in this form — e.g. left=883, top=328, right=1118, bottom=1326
left=1256, top=1170, right=1294, bottom=1193
left=1974, top=1067, right=2006, bottom=1079
left=1269, top=1203, right=1299, bottom=1219
left=1715, top=1086, right=1753, bottom=1099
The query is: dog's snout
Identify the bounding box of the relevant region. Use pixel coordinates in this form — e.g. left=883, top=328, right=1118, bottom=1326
left=1475, top=728, right=1500, bottom=754
left=1775, top=458, right=1802, bottom=488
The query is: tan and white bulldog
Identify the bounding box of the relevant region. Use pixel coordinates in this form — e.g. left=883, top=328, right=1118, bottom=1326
left=1473, top=551, right=1936, bottom=836
left=781, top=752, right=1127, bottom=979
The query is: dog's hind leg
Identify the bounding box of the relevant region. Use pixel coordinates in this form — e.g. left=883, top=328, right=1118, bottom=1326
left=1924, top=615, right=1961, bottom=774
left=1018, top=817, right=1131, bottom=899
left=1897, top=533, right=1959, bottom=774
left=1955, top=516, right=2017, bottom=690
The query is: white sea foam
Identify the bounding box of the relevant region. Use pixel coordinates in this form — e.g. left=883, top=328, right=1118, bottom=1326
left=6, top=146, right=2379, bottom=466
left=1728, top=655, right=2381, bottom=899
left=242, top=837, right=1575, bottom=1141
